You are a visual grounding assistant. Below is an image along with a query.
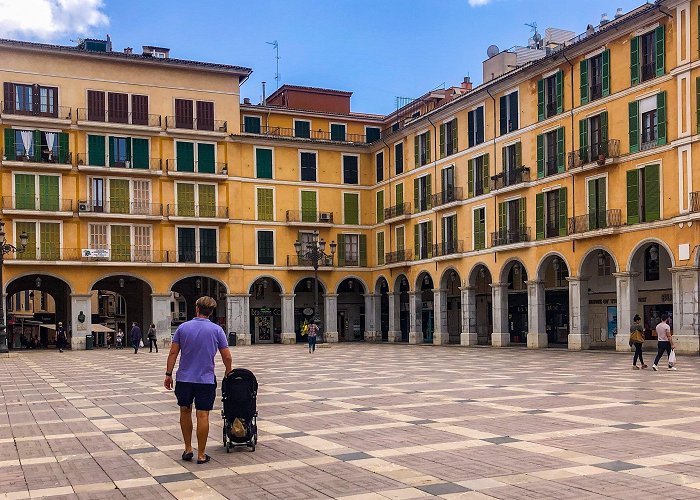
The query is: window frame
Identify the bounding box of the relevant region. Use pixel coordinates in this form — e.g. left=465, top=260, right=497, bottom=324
left=255, top=186, right=275, bottom=222
left=394, top=141, right=404, bottom=175
left=293, top=118, right=312, bottom=139
left=342, top=153, right=360, bottom=185
left=175, top=225, right=219, bottom=263
left=299, top=150, right=318, bottom=182
left=255, top=228, right=275, bottom=265
left=254, top=145, right=275, bottom=179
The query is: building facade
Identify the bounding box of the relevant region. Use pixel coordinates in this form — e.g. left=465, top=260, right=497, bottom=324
left=2, top=0, right=700, bottom=353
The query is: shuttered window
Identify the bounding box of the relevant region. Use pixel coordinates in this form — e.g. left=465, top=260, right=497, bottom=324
left=132, top=138, right=149, bottom=169
left=473, top=208, right=485, bottom=250
left=376, top=190, right=384, bottom=224
left=395, top=183, right=403, bottom=207
left=467, top=155, right=489, bottom=197
left=537, top=70, right=563, bottom=120
left=414, top=174, right=431, bottom=212
left=499, top=91, right=519, bottom=135
left=244, top=116, right=261, bottom=134
left=38, top=175, right=59, bottom=211
left=15, top=174, right=35, bottom=210
left=133, top=226, right=152, bottom=262
left=110, top=225, right=131, bottom=261
left=257, top=230, right=274, bottom=265
left=440, top=118, right=459, bottom=157
left=376, top=152, right=384, bottom=182
left=467, top=107, right=484, bottom=147
left=176, top=184, right=195, bottom=217
left=197, top=143, right=215, bottom=173
left=395, top=142, right=404, bottom=175
left=107, top=92, right=128, bottom=123
left=40, top=223, right=60, bottom=260
left=294, top=120, right=311, bottom=138
left=16, top=222, right=36, bottom=260
left=176, top=142, right=195, bottom=172
left=330, top=123, right=346, bottom=141
left=256, top=148, right=273, bottom=178
left=300, top=152, right=317, bottom=181
left=109, top=179, right=130, bottom=214
left=414, top=131, right=431, bottom=167
left=87, top=90, right=105, bottom=121
left=536, top=188, right=567, bottom=239
left=414, top=221, right=432, bottom=260
left=196, top=101, right=214, bottom=131
left=301, top=191, right=317, bottom=222
left=88, top=134, right=106, bottom=166
left=197, top=184, right=216, bottom=218
left=631, top=25, right=665, bottom=85
left=175, top=99, right=194, bottom=129
left=366, top=127, right=381, bottom=143
left=199, top=228, right=217, bottom=263
left=343, top=155, right=359, bottom=184
left=344, top=193, right=359, bottom=225
left=131, top=94, right=149, bottom=125
left=177, top=228, right=196, bottom=262
left=627, top=165, right=660, bottom=224
left=396, top=226, right=405, bottom=252
left=377, top=231, right=385, bottom=266
left=588, top=177, right=607, bottom=230
left=257, top=187, right=274, bottom=221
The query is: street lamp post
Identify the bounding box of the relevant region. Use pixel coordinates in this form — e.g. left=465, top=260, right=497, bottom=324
left=294, top=230, right=336, bottom=342
left=0, top=221, right=29, bottom=353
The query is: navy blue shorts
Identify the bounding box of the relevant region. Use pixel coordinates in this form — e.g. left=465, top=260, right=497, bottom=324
left=175, top=380, right=217, bottom=411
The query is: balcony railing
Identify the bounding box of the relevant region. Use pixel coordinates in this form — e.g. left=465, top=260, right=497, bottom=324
left=240, top=123, right=367, bottom=144
left=76, top=154, right=162, bottom=171
left=166, top=116, right=227, bottom=132
left=172, top=251, right=230, bottom=264
left=167, top=204, right=229, bottom=218
left=2, top=146, right=71, bottom=165
left=384, top=202, right=411, bottom=220
left=79, top=248, right=170, bottom=263
left=546, top=223, right=564, bottom=239
left=1, top=102, right=71, bottom=120
left=77, top=108, right=162, bottom=127
left=285, top=210, right=334, bottom=223
left=165, top=159, right=228, bottom=175
left=568, top=139, right=620, bottom=169
left=491, top=227, right=531, bottom=247
left=433, top=240, right=464, bottom=257
left=690, top=192, right=700, bottom=213
left=10, top=248, right=228, bottom=264
left=78, top=201, right=163, bottom=216
left=431, top=187, right=463, bottom=208
left=2, top=196, right=72, bottom=212
left=386, top=249, right=412, bottom=264
left=641, top=62, right=656, bottom=82
left=286, top=255, right=335, bottom=267
left=568, top=209, right=622, bottom=234
left=13, top=247, right=78, bottom=261
left=546, top=102, right=558, bottom=118
left=545, top=156, right=559, bottom=176
left=640, top=130, right=658, bottom=151
left=491, top=167, right=530, bottom=190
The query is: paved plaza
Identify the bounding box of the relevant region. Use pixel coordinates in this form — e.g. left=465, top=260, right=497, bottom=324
left=2, top=345, right=700, bottom=499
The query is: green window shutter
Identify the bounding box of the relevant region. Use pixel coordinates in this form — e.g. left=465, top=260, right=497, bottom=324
left=439, top=123, right=445, bottom=159
left=697, top=77, right=700, bottom=133
left=451, top=213, right=458, bottom=243
left=413, top=178, right=419, bottom=211
left=359, top=234, right=367, bottom=267
left=177, top=228, right=196, bottom=262
left=40, top=223, right=60, bottom=260
left=295, top=121, right=310, bottom=138
left=499, top=95, right=508, bottom=135
left=109, top=179, right=130, bottom=214
left=558, top=187, right=568, bottom=237
left=15, top=174, right=35, bottom=209
left=330, top=124, right=345, bottom=141
left=579, top=118, right=588, bottom=160
left=301, top=191, right=317, bottom=222
left=108, top=136, right=115, bottom=166
left=626, top=169, right=639, bottom=224
left=176, top=142, right=194, bottom=172
left=467, top=159, right=474, bottom=197
left=601, top=111, right=609, bottom=145
left=257, top=231, right=273, bottom=265
left=515, top=141, right=522, bottom=167
left=631, top=36, right=640, bottom=85
left=425, top=174, right=432, bottom=208
left=414, top=136, right=419, bottom=167
left=198, top=184, right=216, bottom=217
left=414, top=224, right=420, bottom=260
left=537, top=79, right=545, bottom=121
left=501, top=146, right=507, bottom=173
left=556, top=70, right=563, bottom=115
left=376, top=191, right=384, bottom=223
left=4, top=128, right=15, bottom=161
left=598, top=178, right=607, bottom=226
left=536, top=193, right=544, bottom=240
left=602, top=49, right=611, bottom=97
left=557, top=128, right=565, bottom=173
left=17, top=222, right=36, bottom=260
left=344, top=193, right=359, bottom=225
left=474, top=209, right=485, bottom=250
left=452, top=119, right=458, bottom=152
left=197, top=143, right=215, bottom=173
left=655, top=25, right=665, bottom=77
left=337, top=234, right=345, bottom=266
left=377, top=232, right=384, bottom=266
left=629, top=100, right=639, bottom=153
left=425, top=130, right=431, bottom=163
left=468, top=110, right=475, bottom=147
left=580, top=59, right=589, bottom=105
left=476, top=108, right=485, bottom=144
left=199, top=228, right=217, bottom=263
left=111, top=225, right=131, bottom=262
left=498, top=201, right=506, bottom=235
left=657, top=91, right=667, bottom=146
left=39, top=175, right=59, bottom=211
left=396, top=226, right=404, bottom=251
left=257, top=187, right=273, bottom=221
left=177, top=183, right=195, bottom=217
left=255, top=148, right=273, bottom=178
left=396, top=183, right=403, bottom=206
left=644, top=164, right=660, bottom=222
left=88, top=135, right=105, bottom=166
left=518, top=198, right=526, bottom=229
left=33, top=130, right=41, bottom=160
left=482, top=154, right=490, bottom=194
left=244, top=116, right=260, bottom=134
left=588, top=179, right=597, bottom=229
left=536, top=134, right=544, bottom=178
left=132, top=138, right=149, bottom=169
left=426, top=221, right=433, bottom=258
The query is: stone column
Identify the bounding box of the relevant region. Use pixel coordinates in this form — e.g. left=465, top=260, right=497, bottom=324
left=567, top=277, right=590, bottom=350
left=460, top=286, right=478, bottom=346
left=323, top=293, right=338, bottom=343
left=387, top=292, right=401, bottom=342
left=226, top=294, right=250, bottom=346
left=151, top=293, right=173, bottom=348
left=280, top=294, right=296, bottom=344
left=363, top=294, right=378, bottom=342
left=374, top=293, right=384, bottom=342
left=671, top=267, right=700, bottom=355
left=70, top=294, right=92, bottom=350
left=408, top=291, right=422, bottom=344
left=614, top=272, right=639, bottom=352
left=490, top=283, right=509, bottom=347
left=526, top=280, right=547, bottom=349
left=433, top=288, right=449, bottom=345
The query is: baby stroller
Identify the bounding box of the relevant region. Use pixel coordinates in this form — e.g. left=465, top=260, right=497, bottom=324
left=221, top=368, right=258, bottom=452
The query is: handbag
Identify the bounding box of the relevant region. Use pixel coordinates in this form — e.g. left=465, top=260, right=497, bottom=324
left=139, top=339, right=144, bottom=348
left=669, top=350, right=676, bottom=366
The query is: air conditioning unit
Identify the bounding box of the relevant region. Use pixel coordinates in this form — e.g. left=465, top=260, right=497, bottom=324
left=78, top=201, right=90, bottom=212
left=319, top=212, right=332, bottom=222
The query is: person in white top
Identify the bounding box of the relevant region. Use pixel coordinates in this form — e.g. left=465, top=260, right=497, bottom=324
left=652, top=313, right=675, bottom=371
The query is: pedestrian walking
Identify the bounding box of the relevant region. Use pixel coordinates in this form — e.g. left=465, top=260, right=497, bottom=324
left=130, top=322, right=142, bottom=354
left=629, top=314, right=646, bottom=369
left=106, top=332, right=112, bottom=349
left=164, top=296, right=232, bottom=464
left=307, top=320, right=318, bottom=353
left=652, top=313, right=675, bottom=371
left=116, top=329, right=124, bottom=349
left=148, top=323, right=158, bottom=353
left=56, top=322, right=67, bottom=353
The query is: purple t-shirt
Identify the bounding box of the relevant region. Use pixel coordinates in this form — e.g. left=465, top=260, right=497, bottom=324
left=173, top=318, right=228, bottom=384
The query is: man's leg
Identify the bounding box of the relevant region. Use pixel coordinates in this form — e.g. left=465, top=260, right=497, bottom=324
left=180, top=406, right=194, bottom=455
left=195, top=410, right=210, bottom=461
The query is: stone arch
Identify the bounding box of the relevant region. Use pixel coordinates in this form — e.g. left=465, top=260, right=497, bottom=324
left=166, top=273, right=228, bottom=294
left=393, top=273, right=410, bottom=292
left=89, top=272, right=156, bottom=293
left=578, top=245, right=621, bottom=276
left=468, top=262, right=493, bottom=287
left=415, top=271, right=434, bottom=290
left=499, top=258, right=528, bottom=284
left=4, top=271, right=74, bottom=294
left=374, top=275, right=390, bottom=294
left=627, top=238, right=676, bottom=271
left=439, top=267, right=461, bottom=289
left=246, top=275, right=285, bottom=295
left=335, top=275, right=368, bottom=295
left=536, top=252, right=572, bottom=279
left=292, top=276, right=328, bottom=294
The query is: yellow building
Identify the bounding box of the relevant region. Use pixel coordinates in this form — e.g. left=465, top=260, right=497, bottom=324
left=2, top=0, right=700, bottom=353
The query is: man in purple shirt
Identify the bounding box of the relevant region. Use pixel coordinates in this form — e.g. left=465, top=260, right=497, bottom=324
left=164, top=296, right=232, bottom=464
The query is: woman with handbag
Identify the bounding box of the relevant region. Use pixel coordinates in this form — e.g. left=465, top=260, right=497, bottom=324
left=630, top=314, right=647, bottom=369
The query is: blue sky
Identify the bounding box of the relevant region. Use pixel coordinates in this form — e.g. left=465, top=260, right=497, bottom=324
left=1, top=0, right=646, bottom=114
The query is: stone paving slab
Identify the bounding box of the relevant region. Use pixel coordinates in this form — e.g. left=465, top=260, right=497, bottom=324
left=1, top=345, right=700, bottom=498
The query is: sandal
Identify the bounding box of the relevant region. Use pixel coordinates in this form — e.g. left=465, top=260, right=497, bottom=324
left=197, top=454, right=211, bottom=464
left=181, top=451, right=193, bottom=461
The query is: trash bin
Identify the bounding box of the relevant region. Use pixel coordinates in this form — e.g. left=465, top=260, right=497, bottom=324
left=228, top=332, right=236, bottom=346
left=85, top=334, right=94, bottom=350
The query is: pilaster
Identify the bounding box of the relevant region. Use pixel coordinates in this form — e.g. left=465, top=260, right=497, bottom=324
left=151, top=293, right=173, bottom=348
left=490, top=283, right=509, bottom=347
left=526, top=280, right=547, bottom=349
left=280, top=293, right=296, bottom=344
left=614, top=272, right=639, bottom=352
left=70, top=294, right=92, bottom=350
left=408, top=291, right=422, bottom=344
left=567, top=277, right=590, bottom=350
left=226, top=294, right=251, bottom=346
left=460, top=286, right=478, bottom=346
left=323, top=293, right=338, bottom=343
left=432, top=288, right=449, bottom=345
left=671, top=266, right=700, bottom=355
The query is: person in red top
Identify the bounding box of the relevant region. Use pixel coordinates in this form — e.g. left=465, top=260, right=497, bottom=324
left=307, top=320, right=319, bottom=353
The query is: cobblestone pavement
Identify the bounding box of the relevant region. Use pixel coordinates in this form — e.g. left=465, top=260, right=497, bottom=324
left=1, top=345, right=700, bottom=499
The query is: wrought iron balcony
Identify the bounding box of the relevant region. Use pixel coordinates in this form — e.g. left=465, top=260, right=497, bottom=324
left=491, top=167, right=530, bottom=190
left=77, top=154, right=162, bottom=171
left=545, top=156, right=559, bottom=176
left=79, top=248, right=170, bottom=263
left=13, top=247, right=79, bottom=261
left=170, top=251, right=230, bottom=264
left=240, top=123, right=367, bottom=144
left=78, top=201, right=163, bottom=216
left=384, top=202, right=411, bottom=220
left=385, top=249, right=412, bottom=264
left=433, top=240, right=464, bottom=257
left=286, top=254, right=334, bottom=267
left=491, top=227, right=531, bottom=247
left=285, top=210, right=334, bottom=224
left=568, top=209, right=622, bottom=234
left=568, top=139, right=620, bottom=169
left=1, top=102, right=71, bottom=120
left=166, top=116, right=227, bottom=132
left=641, top=62, right=656, bottom=82
left=165, top=159, right=227, bottom=175
left=77, top=108, right=162, bottom=127
left=167, top=204, right=229, bottom=219
left=3, top=196, right=72, bottom=212
left=431, top=187, right=463, bottom=208
left=2, top=145, right=71, bottom=165
left=589, top=82, right=603, bottom=101
left=546, top=102, right=558, bottom=118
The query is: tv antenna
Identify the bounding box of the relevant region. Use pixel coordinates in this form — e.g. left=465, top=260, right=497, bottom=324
left=526, top=22, right=542, bottom=48
left=266, top=40, right=280, bottom=89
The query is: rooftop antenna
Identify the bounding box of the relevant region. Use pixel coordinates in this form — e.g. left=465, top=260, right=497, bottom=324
left=526, top=21, right=542, bottom=49
left=266, top=40, right=280, bottom=89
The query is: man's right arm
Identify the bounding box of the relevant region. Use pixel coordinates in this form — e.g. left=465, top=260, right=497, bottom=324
left=220, top=347, right=233, bottom=376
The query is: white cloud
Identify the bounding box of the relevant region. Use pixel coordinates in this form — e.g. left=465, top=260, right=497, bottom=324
left=0, top=0, right=108, bottom=40
left=468, top=0, right=493, bottom=6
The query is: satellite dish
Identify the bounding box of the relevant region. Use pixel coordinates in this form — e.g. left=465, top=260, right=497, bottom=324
left=487, top=45, right=500, bottom=58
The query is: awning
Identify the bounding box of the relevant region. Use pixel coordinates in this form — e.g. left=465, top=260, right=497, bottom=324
left=91, top=324, right=115, bottom=333
left=41, top=324, right=56, bottom=330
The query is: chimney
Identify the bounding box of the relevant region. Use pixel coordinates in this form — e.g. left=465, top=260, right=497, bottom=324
left=600, top=13, right=609, bottom=25
left=124, top=47, right=133, bottom=54
left=243, top=97, right=251, bottom=105
left=614, top=8, right=623, bottom=19
left=461, top=76, right=473, bottom=91
left=262, top=81, right=267, bottom=105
